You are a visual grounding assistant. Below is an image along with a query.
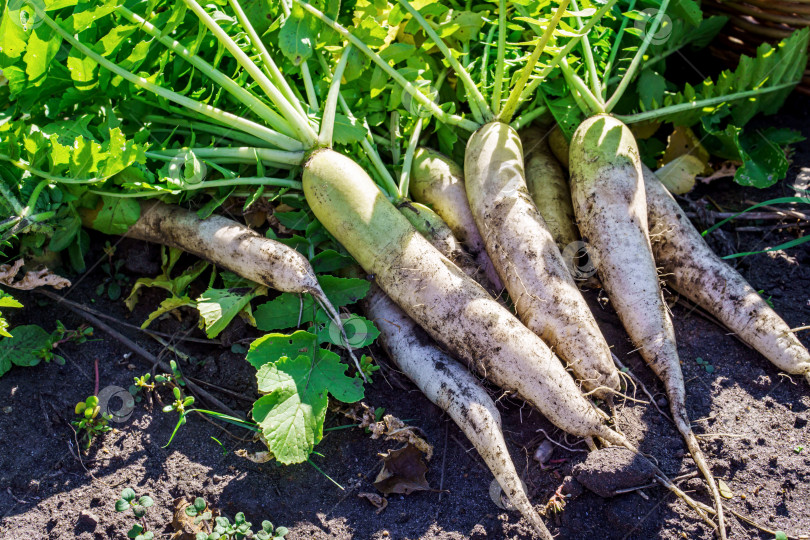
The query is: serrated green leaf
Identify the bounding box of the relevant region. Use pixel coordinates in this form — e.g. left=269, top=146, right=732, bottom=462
left=90, top=196, right=140, bottom=235
left=23, top=24, right=61, bottom=85
left=254, top=276, right=370, bottom=332
left=140, top=295, right=195, bottom=329
left=310, top=250, right=353, bottom=273
left=253, top=349, right=364, bottom=464
left=279, top=3, right=319, bottom=65
left=311, top=314, right=380, bottom=349
left=274, top=210, right=310, bottom=231
left=246, top=330, right=318, bottom=370
left=0, top=291, right=23, bottom=309
left=196, top=286, right=265, bottom=339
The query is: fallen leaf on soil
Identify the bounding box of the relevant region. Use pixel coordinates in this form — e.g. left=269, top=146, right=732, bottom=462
left=718, top=479, right=734, bottom=499
left=374, top=444, right=431, bottom=495
left=0, top=260, right=71, bottom=290
left=334, top=401, right=433, bottom=460
left=235, top=448, right=273, bottom=463
left=171, top=497, right=218, bottom=540
left=358, top=492, right=388, bottom=514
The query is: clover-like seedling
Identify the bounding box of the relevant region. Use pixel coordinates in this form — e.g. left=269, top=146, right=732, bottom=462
left=186, top=497, right=213, bottom=526
left=129, top=373, right=155, bottom=402
left=115, top=488, right=155, bottom=540
left=163, top=386, right=195, bottom=425
left=72, top=395, right=112, bottom=449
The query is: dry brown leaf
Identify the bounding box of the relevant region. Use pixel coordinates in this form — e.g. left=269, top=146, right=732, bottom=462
left=358, top=492, right=388, bottom=514
left=235, top=448, right=273, bottom=463
left=699, top=162, right=738, bottom=184
left=170, top=497, right=219, bottom=540
left=373, top=444, right=431, bottom=495
left=334, top=401, right=433, bottom=460
left=0, top=260, right=71, bottom=290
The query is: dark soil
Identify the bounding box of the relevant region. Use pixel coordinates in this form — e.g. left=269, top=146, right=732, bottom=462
left=1, top=96, right=809, bottom=540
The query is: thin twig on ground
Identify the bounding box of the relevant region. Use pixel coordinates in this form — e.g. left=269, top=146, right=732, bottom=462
left=46, top=296, right=241, bottom=418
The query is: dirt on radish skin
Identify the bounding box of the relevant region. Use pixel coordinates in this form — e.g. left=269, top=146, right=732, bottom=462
left=302, top=147, right=625, bottom=445
left=363, top=284, right=553, bottom=540
left=464, top=122, right=621, bottom=400
left=643, top=167, right=810, bottom=384
left=410, top=147, right=504, bottom=292
left=569, top=114, right=726, bottom=538
left=399, top=201, right=499, bottom=296
left=521, top=125, right=580, bottom=251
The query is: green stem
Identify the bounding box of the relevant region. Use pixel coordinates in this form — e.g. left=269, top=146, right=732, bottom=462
left=316, top=53, right=400, bottom=197
left=228, top=0, right=309, bottom=120
left=22, top=179, right=51, bottom=218
left=0, top=179, right=24, bottom=215
left=390, top=111, right=401, bottom=165
left=463, top=42, right=485, bottom=125
left=398, top=117, right=423, bottom=199
left=614, top=82, right=800, bottom=124
left=117, top=5, right=299, bottom=145
left=520, top=0, right=618, bottom=101
left=90, top=177, right=302, bottom=197
left=480, top=23, right=496, bottom=100
left=491, top=0, right=507, bottom=115
left=300, top=60, right=319, bottom=111
left=569, top=0, right=602, bottom=98
left=32, top=8, right=294, bottom=150
left=499, top=0, right=569, bottom=124
left=560, top=58, right=604, bottom=114
left=605, top=0, right=670, bottom=112
left=182, top=0, right=318, bottom=146
left=0, top=154, right=110, bottom=184
left=146, top=148, right=305, bottom=166
left=601, top=0, right=635, bottom=96
left=319, top=45, right=352, bottom=147
left=510, top=105, right=549, bottom=130
left=395, top=0, right=492, bottom=122
left=296, top=0, right=479, bottom=132
left=142, top=116, right=271, bottom=147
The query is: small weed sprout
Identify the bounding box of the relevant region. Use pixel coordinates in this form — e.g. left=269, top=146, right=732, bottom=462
left=115, top=488, right=155, bottom=540
left=185, top=497, right=288, bottom=540
left=72, top=395, right=111, bottom=449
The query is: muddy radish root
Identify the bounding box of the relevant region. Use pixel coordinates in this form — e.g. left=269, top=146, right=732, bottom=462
left=464, top=122, right=621, bottom=400
left=79, top=200, right=359, bottom=374
left=363, top=284, right=553, bottom=540
left=410, top=147, right=504, bottom=292
left=643, top=167, right=810, bottom=384
left=399, top=201, right=499, bottom=296
left=521, top=125, right=580, bottom=251
left=569, top=114, right=726, bottom=539
left=303, top=147, right=624, bottom=445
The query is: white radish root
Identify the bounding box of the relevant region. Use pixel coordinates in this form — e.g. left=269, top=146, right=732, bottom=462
left=80, top=200, right=358, bottom=373
left=643, top=167, right=810, bottom=384
left=410, top=147, right=504, bottom=292
left=303, top=147, right=623, bottom=444
left=521, top=125, right=580, bottom=251
left=399, top=201, right=499, bottom=296
left=569, top=114, right=726, bottom=539
left=363, top=284, right=553, bottom=540
left=464, top=122, right=621, bottom=400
